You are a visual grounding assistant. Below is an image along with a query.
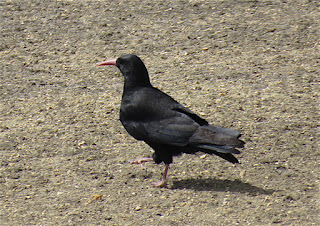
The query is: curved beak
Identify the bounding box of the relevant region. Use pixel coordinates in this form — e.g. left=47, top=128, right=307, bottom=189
left=97, top=59, right=117, bottom=66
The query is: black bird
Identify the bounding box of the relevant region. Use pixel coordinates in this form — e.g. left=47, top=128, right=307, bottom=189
left=98, top=54, right=245, bottom=187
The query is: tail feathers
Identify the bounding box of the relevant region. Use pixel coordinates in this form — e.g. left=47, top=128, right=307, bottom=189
left=206, top=125, right=242, bottom=138
left=190, top=125, right=245, bottom=148
left=213, top=152, right=239, bottom=164
left=190, top=125, right=244, bottom=164
left=196, top=144, right=240, bottom=154
left=200, top=148, right=239, bottom=163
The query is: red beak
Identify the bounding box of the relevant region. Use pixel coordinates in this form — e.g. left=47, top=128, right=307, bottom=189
left=97, top=59, right=117, bottom=66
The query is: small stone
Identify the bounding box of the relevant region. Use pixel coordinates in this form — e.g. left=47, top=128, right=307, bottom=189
left=200, top=154, right=207, bottom=159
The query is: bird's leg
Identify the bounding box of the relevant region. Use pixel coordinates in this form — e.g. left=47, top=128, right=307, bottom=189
left=152, top=164, right=170, bottom=188
left=130, top=157, right=153, bottom=169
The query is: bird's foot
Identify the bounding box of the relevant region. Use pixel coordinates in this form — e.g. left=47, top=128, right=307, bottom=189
left=152, top=164, right=170, bottom=188
left=152, top=179, right=168, bottom=188
left=130, top=157, right=153, bottom=169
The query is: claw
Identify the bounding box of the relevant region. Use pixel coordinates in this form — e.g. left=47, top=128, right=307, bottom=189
left=130, top=157, right=153, bottom=169
left=152, top=164, right=170, bottom=188
left=152, top=179, right=168, bottom=188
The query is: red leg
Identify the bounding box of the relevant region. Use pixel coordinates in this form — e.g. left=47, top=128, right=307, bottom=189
left=130, top=157, right=153, bottom=169
left=152, top=164, right=170, bottom=188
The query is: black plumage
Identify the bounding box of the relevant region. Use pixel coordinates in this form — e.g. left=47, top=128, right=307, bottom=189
left=98, top=54, right=245, bottom=187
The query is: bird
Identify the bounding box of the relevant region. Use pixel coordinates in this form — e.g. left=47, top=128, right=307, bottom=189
left=98, top=54, right=245, bottom=188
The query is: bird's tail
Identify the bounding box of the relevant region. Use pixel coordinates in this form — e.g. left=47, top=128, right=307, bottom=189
left=189, top=125, right=245, bottom=163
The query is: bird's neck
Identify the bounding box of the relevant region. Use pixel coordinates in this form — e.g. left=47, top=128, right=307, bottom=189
left=123, top=73, right=152, bottom=90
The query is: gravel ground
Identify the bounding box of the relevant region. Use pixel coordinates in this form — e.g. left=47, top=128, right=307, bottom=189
left=0, top=0, right=319, bottom=225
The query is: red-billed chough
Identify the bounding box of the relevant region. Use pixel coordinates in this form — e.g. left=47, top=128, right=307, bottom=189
left=98, top=54, right=245, bottom=188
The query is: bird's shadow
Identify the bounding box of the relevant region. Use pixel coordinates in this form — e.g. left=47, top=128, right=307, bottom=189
left=172, top=178, right=276, bottom=195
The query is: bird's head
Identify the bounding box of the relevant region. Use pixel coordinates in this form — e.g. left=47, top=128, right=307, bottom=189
left=98, top=54, right=151, bottom=88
